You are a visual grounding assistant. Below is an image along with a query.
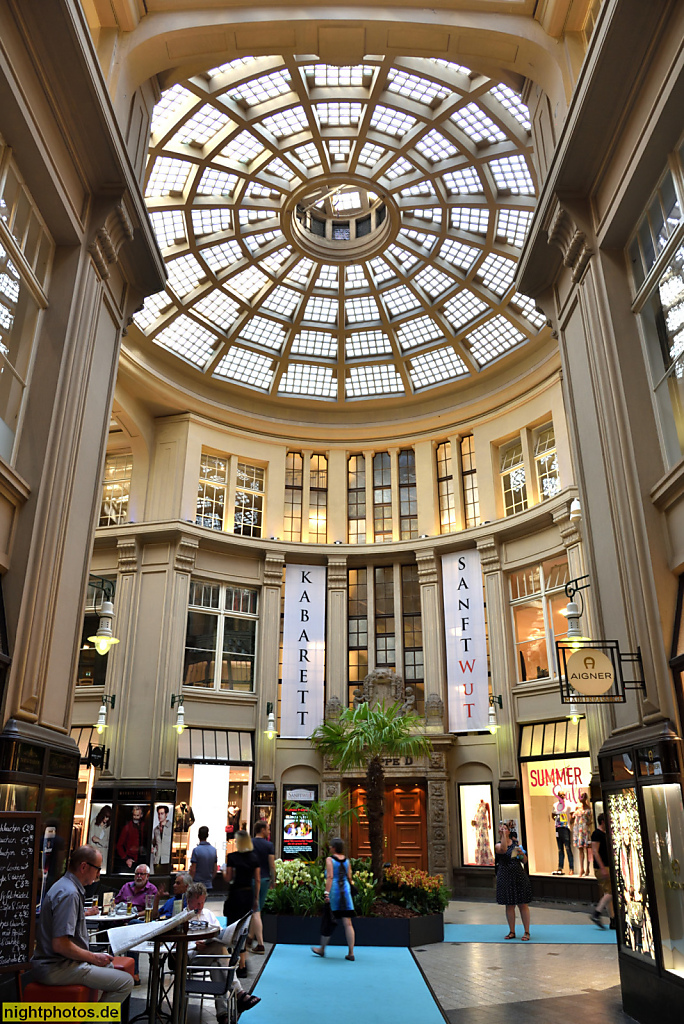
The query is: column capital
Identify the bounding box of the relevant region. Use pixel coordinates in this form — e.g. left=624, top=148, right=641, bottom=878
left=174, top=534, right=199, bottom=574
left=263, top=552, right=285, bottom=588
left=326, top=555, right=348, bottom=588
left=416, top=548, right=439, bottom=585
left=117, top=536, right=138, bottom=574
left=476, top=535, right=501, bottom=573
left=552, top=504, right=582, bottom=548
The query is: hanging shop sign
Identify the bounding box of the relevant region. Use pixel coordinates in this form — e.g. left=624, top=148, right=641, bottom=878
left=566, top=648, right=615, bottom=695
left=443, top=550, right=488, bottom=732
left=281, top=565, right=326, bottom=739
left=556, top=638, right=645, bottom=704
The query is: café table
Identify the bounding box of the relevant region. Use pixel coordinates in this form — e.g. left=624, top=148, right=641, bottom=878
left=147, top=922, right=220, bottom=1024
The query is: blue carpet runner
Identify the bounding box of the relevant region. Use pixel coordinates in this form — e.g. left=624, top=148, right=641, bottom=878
left=248, top=944, right=444, bottom=1024
left=444, top=923, right=616, bottom=943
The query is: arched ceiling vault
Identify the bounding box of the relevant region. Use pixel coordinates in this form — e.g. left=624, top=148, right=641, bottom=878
left=129, top=53, right=557, bottom=424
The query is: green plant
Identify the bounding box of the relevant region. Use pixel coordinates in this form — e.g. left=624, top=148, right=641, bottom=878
left=352, top=868, right=377, bottom=916
left=311, top=701, right=432, bottom=883
left=382, top=864, right=450, bottom=915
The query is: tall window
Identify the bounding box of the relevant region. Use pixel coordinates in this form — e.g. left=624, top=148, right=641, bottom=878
left=196, top=450, right=228, bottom=530
left=99, top=452, right=132, bottom=526
left=398, top=449, right=417, bottom=539
left=374, top=566, right=395, bottom=670
left=436, top=441, right=456, bottom=533
left=629, top=153, right=684, bottom=467
left=501, top=439, right=527, bottom=515
left=284, top=452, right=303, bottom=541
left=234, top=462, right=264, bottom=538
left=373, top=452, right=392, bottom=542
left=0, top=145, right=53, bottom=464
left=509, top=557, right=570, bottom=682
left=401, top=565, right=424, bottom=714
left=309, top=454, right=327, bottom=542
left=535, top=424, right=560, bottom=499
left=461, top=435, right=480, bottom=527
left=348, top=568, right=368, bottom=706
left=183, top=581, right=258, bottom=692
left=347, top=455, right=366, bottom=543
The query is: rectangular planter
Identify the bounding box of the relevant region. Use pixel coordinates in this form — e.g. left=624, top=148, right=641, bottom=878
left=263, top=912, right=443, bottom=947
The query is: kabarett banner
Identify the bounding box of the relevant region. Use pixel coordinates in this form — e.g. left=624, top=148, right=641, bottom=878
left=281, top=564, right=326, bottom=738
left=443, top=550, right=488, bottom=732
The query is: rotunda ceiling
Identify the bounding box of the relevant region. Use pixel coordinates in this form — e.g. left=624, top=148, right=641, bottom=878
left=133, top=55, right=547, bottom=406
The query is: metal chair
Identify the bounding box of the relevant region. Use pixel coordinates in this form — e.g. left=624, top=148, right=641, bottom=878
left=185, top=913, right=251, bottom=1024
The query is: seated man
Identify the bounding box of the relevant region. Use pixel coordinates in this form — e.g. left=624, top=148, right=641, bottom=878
left=114, top=864, right=158, bottom=984
left=29, top=845, right=133, bottom=1003
left=186, top=882, right=260, bottom=1023
left=159, top=871, right=192, bottom=917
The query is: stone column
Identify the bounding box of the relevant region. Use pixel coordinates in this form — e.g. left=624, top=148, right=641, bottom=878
left=326, top=449, right=347, bottom=544
left=388, top=447, right=400, bottom=541
left=427, top=748, right=449, bottom=878
left=363, top=449, right=375, bottom=544
left=254, top=553, right=284, bottom=783
left=417, top=549, right=445, bottom=730
left=325, top=555, right=348, bottom=714
left=107, top=532, right=197, bottom=783
left=447, top=433, right=464, bottom=531
left=477, top=536, right=515, bottom=781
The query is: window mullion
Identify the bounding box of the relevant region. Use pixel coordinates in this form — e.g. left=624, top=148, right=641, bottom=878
left=215, top=603, right=225, bottom=692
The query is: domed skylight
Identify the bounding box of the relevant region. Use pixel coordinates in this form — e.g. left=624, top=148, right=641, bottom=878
left=135, top=56, right=545, bottom=402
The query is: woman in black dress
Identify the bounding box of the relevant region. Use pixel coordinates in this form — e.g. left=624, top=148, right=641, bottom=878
left=223, top=830, right=260, bottom=976
left=495, top=822, right=532, bottom=941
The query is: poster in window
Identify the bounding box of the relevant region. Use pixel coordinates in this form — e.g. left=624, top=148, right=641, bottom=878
left=282, top=786, right=316, bottom=860
left=114, top=803, right=150, bottom=873
left=150, top=803, right=173, bottom=871
left=88, top=803, right=113, bottom=870
left=459, top=784, right=495, bottom=866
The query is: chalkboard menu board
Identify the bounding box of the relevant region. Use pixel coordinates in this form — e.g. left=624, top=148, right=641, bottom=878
left=0, top=812, right=39, bottom=972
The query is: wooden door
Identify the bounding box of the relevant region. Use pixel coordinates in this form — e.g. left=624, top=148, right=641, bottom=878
left=349, top=781, right=427, bottom=870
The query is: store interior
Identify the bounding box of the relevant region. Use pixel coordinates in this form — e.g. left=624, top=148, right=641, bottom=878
left=173, top=762, right=252, bottom=871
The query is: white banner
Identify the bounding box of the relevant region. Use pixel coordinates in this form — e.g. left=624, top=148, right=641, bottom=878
left=443, top=550, right=488, bottom=732
left=281, top=564, right=326, bottom=738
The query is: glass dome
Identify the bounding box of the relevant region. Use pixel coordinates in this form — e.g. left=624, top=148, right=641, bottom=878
left=135, top=56, right=545, bottom=403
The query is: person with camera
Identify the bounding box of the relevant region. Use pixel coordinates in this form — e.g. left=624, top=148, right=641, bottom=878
left=495, top=821, right=532, bottom=941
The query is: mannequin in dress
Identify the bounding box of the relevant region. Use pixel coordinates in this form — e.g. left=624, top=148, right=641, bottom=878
left=471, top=799, right=494, bottom=866
left=572, top=792, right=593, bottom=876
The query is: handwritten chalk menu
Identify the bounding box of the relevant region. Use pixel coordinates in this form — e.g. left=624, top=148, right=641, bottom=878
left=0, top=812, right=39, bottom=972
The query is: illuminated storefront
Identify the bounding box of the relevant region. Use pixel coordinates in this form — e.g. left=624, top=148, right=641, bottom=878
left=519, top=719, right=593, bottom=877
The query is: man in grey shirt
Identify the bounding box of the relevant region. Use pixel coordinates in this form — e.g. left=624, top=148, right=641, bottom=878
left=189, top=826, right=218, bottom=890
left=30, top=845, right=134, bottom=1002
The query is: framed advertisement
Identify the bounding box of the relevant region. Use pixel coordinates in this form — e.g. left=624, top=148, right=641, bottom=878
left=282, top=785, right=317, bottom=860
left=113, top=802, right=150, bottom=873
left=458, top=783, right=495, bottom=867
left=88, top=802, right=113, bottom=873
left=150, top=802, right=173, bottom=872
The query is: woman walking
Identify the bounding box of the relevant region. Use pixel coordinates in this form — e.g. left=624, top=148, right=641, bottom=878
left=223, top=830, right=260, bottom=978
left=495, top=822, right=532, bottom=941
left=312, top=838, right=356, bottom=960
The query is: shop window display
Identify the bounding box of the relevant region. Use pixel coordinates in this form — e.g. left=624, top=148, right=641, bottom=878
left=459, top=783, right=495, bottom=866
left=521, top=752, right=592, bottom=875
left=642, top=783, right=684, bottom=976
left=607, top=788, right=656, bottom=961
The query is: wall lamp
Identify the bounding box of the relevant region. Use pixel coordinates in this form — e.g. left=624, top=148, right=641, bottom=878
left=558, top=574, right=591, bottom=647
left=265, top=701, right=276, bottom=739
left=488, top=694, right=503, bottom=734
left=566, top=696, right=584, bottom=725
left=171, top=694, right=185, bottom=734
left=87, top=575, right=120, bottom=655
left=569, top=498, right=582, bottom=522
left=94, top=694, right=115, bottom=734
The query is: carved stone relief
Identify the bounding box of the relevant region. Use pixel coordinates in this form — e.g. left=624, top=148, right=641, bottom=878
left=546, top=202, right=593, bottom=284
left=427, top=780, right=448, bottom=877
left=424, top=692, right=444, bottom=729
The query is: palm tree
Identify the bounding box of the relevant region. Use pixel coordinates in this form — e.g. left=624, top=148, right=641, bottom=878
left=311, top=700, right=432, bottom=883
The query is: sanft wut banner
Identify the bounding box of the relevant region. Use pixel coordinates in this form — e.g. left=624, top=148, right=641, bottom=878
left=281, top=564, right=326, bottom=738
left=442, top=550, right=488, bottom=732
